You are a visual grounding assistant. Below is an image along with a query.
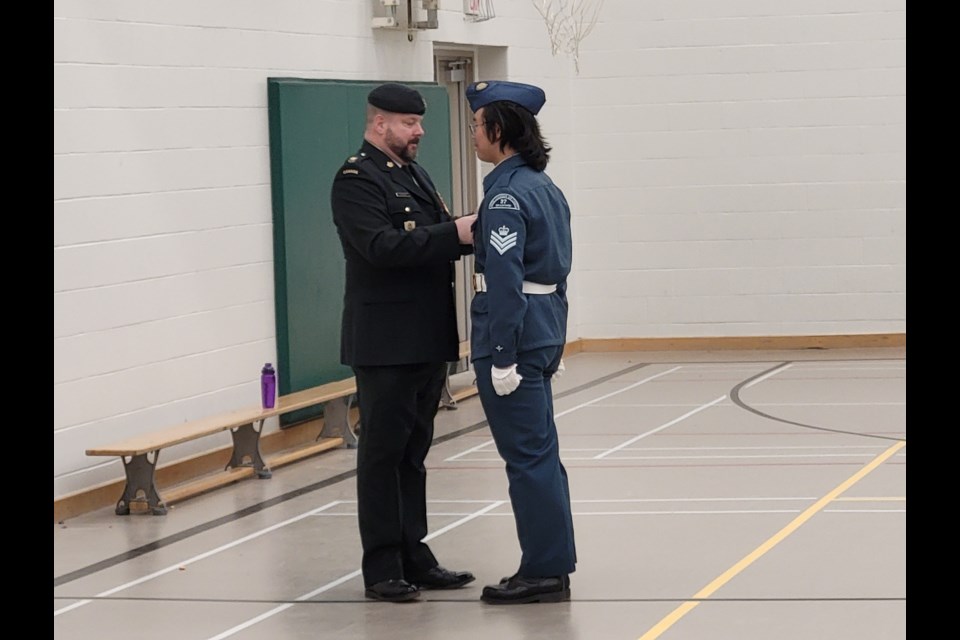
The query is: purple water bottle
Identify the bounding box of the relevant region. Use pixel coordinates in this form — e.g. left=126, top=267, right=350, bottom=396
left=261, top=363, right=277, bottom=409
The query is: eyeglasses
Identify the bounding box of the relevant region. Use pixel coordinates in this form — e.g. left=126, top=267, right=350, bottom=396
left=468, top=122, right=482, bottom=134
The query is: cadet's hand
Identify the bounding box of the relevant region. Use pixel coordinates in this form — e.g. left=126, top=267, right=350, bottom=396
left=455, top=214, right=477, bottom=244
left=553, top=359, right=566, bottom=380
left=491, top=364, right=522, bottom=396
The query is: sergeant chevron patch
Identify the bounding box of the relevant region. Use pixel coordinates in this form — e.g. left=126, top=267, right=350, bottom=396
left=490, top=225, right=518, bottom=255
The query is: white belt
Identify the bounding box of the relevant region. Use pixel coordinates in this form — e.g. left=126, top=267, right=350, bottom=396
left=472, top=273, right=557, bottom=295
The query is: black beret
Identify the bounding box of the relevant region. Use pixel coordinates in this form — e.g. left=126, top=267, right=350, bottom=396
left=367, top=83, right=427, bottom=115
left=466, top=81, right=546, bottom=115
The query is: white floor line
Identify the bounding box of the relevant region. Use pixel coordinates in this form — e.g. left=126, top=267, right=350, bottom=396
left=751, top=401, right=906, bottom=406
left=596, top=452, right=899, bottom=461
left=573, top=496, right=818, bottom=503
left=457, top=449, right=907, bottom=462
left=53, top=501, right=344, bottom=618
left=592, top=444, right=892, bottom=451
left=594, top=395, right=727, bottom=459
left=576, top=509, right=900, bottom=516
left=312, top=508, right=905, bottom=517
left=444, top=366, right=682, bottom=461
left=742, top=363, right=792, bottom=389
left=823, top=509, right=906, bottom=513
left=445, top=439, right=495, bottom=461
left=311, top=496, right=827, bottom=504
left=456, top=444, right=894, bottom=455
left=205, top=500, right=506, bottom=640
left=569, top=509, right=807, bottom=516
left=56, top=459, right=116, bottom=479
left=789, top=364, right=906, bottom=371
left=311, top=510, right=809, bottom=516
left=593, top=401, right=904, bottom=407
left=206, top=570, right=362, bottom=640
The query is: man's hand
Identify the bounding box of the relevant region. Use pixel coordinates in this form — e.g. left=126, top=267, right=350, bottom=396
left=491, top=364, right=522, bottom=396
left=455, top=214, right=478, bottom=244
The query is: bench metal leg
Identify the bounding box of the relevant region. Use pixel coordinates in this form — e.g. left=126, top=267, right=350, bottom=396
left=440, top=363, right=458, bottom=410
left=318, top=395, right=359, bottom=449
left=227, top=420, right=272, bottom=479
left=116, top=451, right=167, bottom=516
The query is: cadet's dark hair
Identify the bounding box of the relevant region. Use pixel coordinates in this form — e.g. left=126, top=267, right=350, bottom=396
left=480, top=101, right=551, bottom=171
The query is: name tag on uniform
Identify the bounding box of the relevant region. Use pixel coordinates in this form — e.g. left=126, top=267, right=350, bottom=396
left=395, top=192, right=412, bottom=198
left=404, top=220, right=416, bottom=231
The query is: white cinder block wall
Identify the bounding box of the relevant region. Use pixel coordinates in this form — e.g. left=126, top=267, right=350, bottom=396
left=571, top=0, right=906, bottom=338
left=53, top=0, right=906, bottom=499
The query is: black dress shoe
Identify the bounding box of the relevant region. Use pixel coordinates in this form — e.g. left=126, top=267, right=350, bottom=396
left=408, top=566, right=476, bottom=590
left=481, top=575, right=570, bottom=604
left=364, top=579, right=421, bottom=602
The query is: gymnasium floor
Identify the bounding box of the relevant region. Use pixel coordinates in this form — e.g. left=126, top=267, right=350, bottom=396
left=53, top=347, right=906, bottom=640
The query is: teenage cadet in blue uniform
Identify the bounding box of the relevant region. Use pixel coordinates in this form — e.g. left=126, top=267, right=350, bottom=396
left=465, top=80, right=577, bottom=604
left=331, top=83, right=478, bottom=603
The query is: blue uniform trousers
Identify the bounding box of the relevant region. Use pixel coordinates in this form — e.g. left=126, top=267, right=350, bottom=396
left=474, top=346, right=577, bottom=577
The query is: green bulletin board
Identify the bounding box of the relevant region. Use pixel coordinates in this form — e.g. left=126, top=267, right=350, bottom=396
left=267, top=79, right=453, bottom=425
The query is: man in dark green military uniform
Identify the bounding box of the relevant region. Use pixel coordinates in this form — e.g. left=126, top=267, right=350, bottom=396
left=330, top=83, right=477, bottom=603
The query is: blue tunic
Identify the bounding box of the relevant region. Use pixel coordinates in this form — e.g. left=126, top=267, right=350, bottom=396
left=470, top=155, right=573, bottom=368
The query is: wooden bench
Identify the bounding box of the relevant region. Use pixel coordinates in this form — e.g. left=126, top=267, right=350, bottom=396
left=86, top=378, right=359, bottom=516
left=85, top=342, right=476, bottom=517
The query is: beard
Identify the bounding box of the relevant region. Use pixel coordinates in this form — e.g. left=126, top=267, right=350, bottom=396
left=385, top=128, right=420, bottom=163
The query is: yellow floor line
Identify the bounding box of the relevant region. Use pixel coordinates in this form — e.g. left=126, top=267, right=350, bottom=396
left=637, top=440, right=906, bottom=640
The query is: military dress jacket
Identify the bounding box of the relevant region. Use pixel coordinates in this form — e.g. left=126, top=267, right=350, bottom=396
left=331, top=141, right=470, bottom=367
left=470, top=154, right=572, bottom=368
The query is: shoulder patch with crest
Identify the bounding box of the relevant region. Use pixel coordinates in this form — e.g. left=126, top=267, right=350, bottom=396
left=488, top=193, right=520, bottom=211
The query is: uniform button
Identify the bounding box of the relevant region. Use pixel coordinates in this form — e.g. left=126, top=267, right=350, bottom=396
left=404, top=207, right=411, bottom=212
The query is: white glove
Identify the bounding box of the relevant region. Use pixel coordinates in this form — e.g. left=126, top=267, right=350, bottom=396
left=491, top=364, right=522, bottom=396
left=553, top=359, right=566, bottom=379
